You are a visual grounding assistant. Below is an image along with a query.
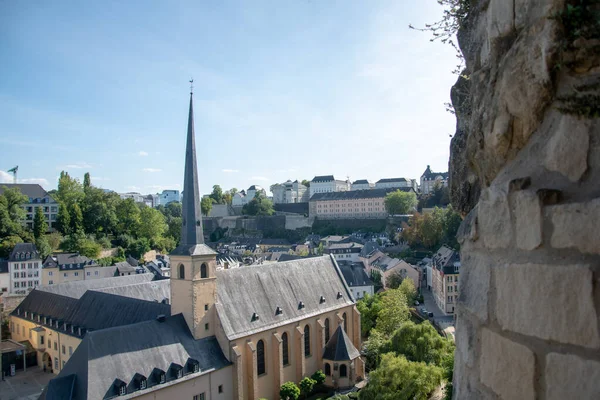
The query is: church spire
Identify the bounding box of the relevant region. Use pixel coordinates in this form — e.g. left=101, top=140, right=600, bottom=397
left=180, top=85, right=204, bottom=246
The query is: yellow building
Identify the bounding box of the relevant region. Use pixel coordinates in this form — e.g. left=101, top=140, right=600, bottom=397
left=41, top=252, right=120, bottom=285
left=431, top=245, right=460, bottom=315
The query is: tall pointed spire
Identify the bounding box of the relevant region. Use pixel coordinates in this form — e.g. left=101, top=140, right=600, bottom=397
left=180, top=87, right=204, bottom=246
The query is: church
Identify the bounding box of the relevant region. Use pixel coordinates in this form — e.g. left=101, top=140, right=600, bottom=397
left=42, top=90, right=365, bottom=399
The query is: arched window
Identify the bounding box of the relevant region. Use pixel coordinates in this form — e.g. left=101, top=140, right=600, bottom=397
left=325, top=363, right=331, bottom=376
left=282, top=332, right=289, bottom=366
left=178, top=264, right=185, bottom=280
left=340, top=364, right=347, bottom=377
left=257, top=340, right=266, bottom=375
left=200, top=263, right=208, bottom=279
left=325, top=318, right=331, bottom=343
left=304, top=325, right=311, bottom=357
left=342, top=312, right=347, bottom=332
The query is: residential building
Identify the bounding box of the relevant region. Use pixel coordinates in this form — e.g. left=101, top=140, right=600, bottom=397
left=119, top=192, right=145, bottom=203
left=324, top=242, right=364, bottom=263
left=143, top=194, right=159, bottom=207
left=431, top=245, right=460, bottom=315
left=351, top=179, right=374, bottom=190
left=42, top=91, right=365, bottom=400
left=309, top=175, right=351, bottom=198
left=337, top=261, right=373, bottom=300
left=364, top=250, right=420, bottom=290
left=8, top=243, right=42, bottom=294
left=375, top=177, right=418, bottom=192
left=270, top=180, right=309, bottom=204
left=309, top=188, right=416, bottom=219
left=420, top=165, right=449, bottom=195
left=41, top=253, right=117, bottom=285
left=0, top=184, right=58, bottom=232
left=159, top=190, right=180, bottom=205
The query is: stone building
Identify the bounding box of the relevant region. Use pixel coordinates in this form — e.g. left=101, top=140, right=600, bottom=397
left=449, top=0, right=600, bottom=398
left=41, top=91, right=365, bottom=399
left=270, top=180, right=309, bottom=204
left=41, top=253, right=117, bottom=285
left=309, top=175, right=351, bottom=198
left=420, top=165, right=449, bottom=195
left=0, top=184, right=58, bottom=232
left=309, top=188, right=414, bottom=219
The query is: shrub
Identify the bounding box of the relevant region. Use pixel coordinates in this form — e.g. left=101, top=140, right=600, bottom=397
left=299, top=377, right=316, bottom=397
left=280, top=381, right=300, bottom=400
left=311, top=369, right=326, bottom=385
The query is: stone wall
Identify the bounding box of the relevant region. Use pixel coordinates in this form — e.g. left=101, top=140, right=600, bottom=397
left=449, top=0, right=600, bottom=398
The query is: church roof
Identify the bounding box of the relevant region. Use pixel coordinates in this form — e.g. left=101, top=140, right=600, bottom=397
left=36, top=273, right=156, bottom=299
left=44, top=314, right=230, bottom=400
left=215, top=255, right=354, bottom=340
left=322, top=325, right=361, bottom=361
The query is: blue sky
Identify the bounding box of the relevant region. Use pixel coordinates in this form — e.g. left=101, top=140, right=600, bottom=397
left=0, top=0, right=458, bottom=195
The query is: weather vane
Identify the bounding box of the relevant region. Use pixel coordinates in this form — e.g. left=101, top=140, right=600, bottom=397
left=189, top=78, right=194, bottom=94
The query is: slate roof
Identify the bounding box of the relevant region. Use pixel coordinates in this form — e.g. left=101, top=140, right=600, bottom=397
left=421, top=165, right=449, bottom=180
left=360, top=242, right=380, bottom=257
left=322, top=325, right=361, bottom=361
left=9, top=243, right=39, bottom=261
left=170, top=243, right=217, bottom=256
left=11, top=289, right=78, bottom=322
left=93, top=280, right=170, bottom=303
left=248, top=185, right=263, bottom=191
left=432, top=245, right=460, bottom=274
left=41, top=374, right=75, bottom=400
left=215, top=255, right=354, bottom=340
left=310, top=187, right=415, bottom=201
left=376, top=177, right=408, bottom=183
left=43, top=253, right=93, bottom=269
left=311, top=175, right=335, bottom=182
left=258, top=238, right=291, bottom=246
left=36, top=273, right=155, bottom=299
left=337, top=261, right=372, bottom=287
left=0, top=259, right=8, bottom=273
left=327, top=242, right=364, bottom=250
left=0, top=184, right=54, bottom=200
left=45, top=314, right=230, bottom=400
left=352, top=179, right=370, bottom=184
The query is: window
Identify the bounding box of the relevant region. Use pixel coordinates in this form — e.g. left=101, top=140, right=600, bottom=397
left=177, top=369, right=183, bottom=378
left=140, top=379, right=147, bottom=390
left=40, top=336, right=44, bottom=345
left=48, top=271, right=53, bottom=276
left=340, top=364, right=347, bottom=377
left=193, top=394, right=206, bottom=400
left=62, top=345, right=65, bottom=354
left=304, top=325, right=311, bottom=356
left=95, top=271, right=98, bottom=276
left=119, top=385, right=126, bottom=396
left=74, top=272, right=78, bottom=276
left=200, top=263, right=207, bottom=278
left=54, top=342, right=57, bottom=351
left=257, top=339, right=266, bottom=375
left=86, top=272, right=90, bottom=276
left=205, top=304, right=209, bottom=311
left=69, top=346, right=73, bottom=356
left=205, top=323, right=209, bottom=330
left=325, top=363, right=331, bottom=376
left=49, top=280, right=53, bottom=285
left=343, top=312, right=347, bottom=332
left=218, top=385, right=223, bottom=393
left=64, top=273, right=67, bottom=277
left=160, top=373, right=166, bottom=383
left=282, top=332, right=289, bottom=366
left=54, top=357, right=58, bottom=370
left=325, top=318, right=331, bottom=343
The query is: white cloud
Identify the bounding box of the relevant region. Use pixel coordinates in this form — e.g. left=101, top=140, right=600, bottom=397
left=20, top=178, right=50, bottom=186
left=250, top=176, right=269, bottom=181
left=142, top=168, right=162, bottom=173
left=0, top=170, right=12, bottom=183
left=138, top=151, right=148, bottom=156
left=63, top=162, right=92, bottom=169
left=222, top=169, right=239, bottom=173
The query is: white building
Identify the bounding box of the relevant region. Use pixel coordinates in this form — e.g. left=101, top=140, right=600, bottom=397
left=159, top=190, right=180, bottom=205
left=232, top=185, right=266, bottom=207
left=420, top=165, right=449, bottom=195
left=8, top=243, right=42, bottom=294
left=375, top=178, right=418, bottom=192
left=351, top=179, right=374, bottom=190
left=270, top=180, right=309, bottom=204
left=309, top=175, right=350, bottom=198
left=337, top=261, right=374, bottom=300
left=325, top=242, right=363, bottom=263
left=118, top=192, right=145, bottom=203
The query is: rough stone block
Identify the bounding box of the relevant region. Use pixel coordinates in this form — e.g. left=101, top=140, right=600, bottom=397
left=488, top=0, right=515, bottom=39
left=455, top=313, right=480, bottom=369
left=550, top=198, right=600, bottom=254
left=544, top=114, right=590, bottom=181
left=458, top=253, right=490, bottom=322
left=478, top=187, right=512, bottom=249
left=545, top=353, right=600, bottom=400
left=480, top=328, right=535, bottom=400
left=495, top=263, right=599, bottom=348
left=513, top=190, right=542, bottom=250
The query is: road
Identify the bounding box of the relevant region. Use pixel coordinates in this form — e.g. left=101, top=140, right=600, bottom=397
left=420, top=287, right=455, bottom=340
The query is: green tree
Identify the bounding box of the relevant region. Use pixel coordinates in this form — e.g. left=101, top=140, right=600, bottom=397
left=359, top=354, right=444, bottom=400
left=35, top=236, right=52, bottom=259
left=301, top=179, right=311, bottom=188
left=370, top=269, right=383, bottom=292
left=384, top=190, right=417, bottom=215
left=82, top=187, right=118, bottom=235
left=47, top=232, right=63, bottom=251
left=210, top=185, right=224, bottom=204
left=201, top=196, right=213, bottom=216
left=165, top=201, right=182, bottom=218
left=242, top=194, right=274, bottom=216
left=299, top=377, right=316, bottom=398
left=167, top=216, right=182, bottom=244
left=386, top=270, right=405, bottom=290
left=0, top=235, right=23, bottom=258
left=128, top=238, right=151, bottom=259
left=115, top=198, right=141, bottom=235
left=78, top=238, right=102, bottom=258
left=357, top=293, right=383, bottom=337
left=311, top=370, right=326, bottom=385
left=280, top=381, right=300, bottom=400
left=375, top=288, right=410, bottom=335
left=388, top=321, right=454, bottom=366
left=70, top=203, right=84, bottom=234
left=398, top=278, right=417, bottom=305
left=0, top=186, right=28, bottom=238
left=56, top=202, right=71, bottom=235
left=33, top=207, right=48, bottom=239
left=402, top=207, right=461, bottom=251
left=83, top=172, right=91, bottom=191
left=138, top=207, right=167, bottom=242
left=442, top=351, right=454, bottom=400
left=362, top=329, right=388, bottom=371
left=56, top=171, right=84, bottom=207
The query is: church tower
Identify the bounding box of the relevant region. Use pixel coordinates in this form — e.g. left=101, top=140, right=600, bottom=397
left=170, top=85, right=218, bottom=340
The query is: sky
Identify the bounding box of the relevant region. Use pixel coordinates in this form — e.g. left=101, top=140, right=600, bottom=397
left=0, top=0, right=458, bottom=196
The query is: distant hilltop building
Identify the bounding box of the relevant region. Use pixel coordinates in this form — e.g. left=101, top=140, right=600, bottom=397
left=270, top=180, right=309, bottom=204
left=374, top=177, right=418, bottom=192
left=420, top=165, right=449, bottom=195
left=0, top=184, right=58, bottom=232
left=309, top=175, right=351, bottom=198
left=159, top=189, right=180, bottom=205
left=231, top=185, right=266, bottom=207
left=351, top=179, right=374, bottom=190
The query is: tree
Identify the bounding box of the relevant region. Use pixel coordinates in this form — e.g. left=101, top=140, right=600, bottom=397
left=359, top=354, right=444, bottom=400
left=165, top=201, right=182, bottom=218
left=280, top=382, right=300, bottom=400
left=388, top=321, right=454, bottom=366
left=35, top=236, right=52, bottom=259
left=115, top=198, right=141, bottom=235
left=210, top=185, right=224, bottom=204
left=386, top=270, right=406, bottom=290
left=167, top=216, right=182, bottom=245
left=242, top=194, right=274, bottom=216
left=362, top=329, right=388, bottom=371
left=77, top=238, right=102, bottom=258
left=370, top=269, right=382, bottom=292
left=56, top=171, right=84, bottom=207
left=47, top=232, right=63, bottom=251
left=82, top=187, right=118, bottom=235
left=83, top=172, right=91, bottom=191
left=299, top=377, right=316, bottom=398
left=311, top=370, right=326, bottom=385
left=56, top=202, right=71, bottom=235
left=398, top=278, right=417, bottom=305
left=0, top=235, right=23, bottom=258
left=201, top=196, right=213, bottom=216
left=402, top=207, right=461, bottom=251
left=0, top=186, right=28, bottom=238
left=301, top=179, right=311, bottom=188
left=138, top=207, right=167, bottom=242
left=33, top=207, right=48, bottom=239
left=357, top=293, right=383, bottom=337
left=384, top=190, right=417, bottom=215
left=375, top=288, right=410, bottom=335
left=222, top=191, right=232, bottom=205
left=70, top=203, right=84, bottom=234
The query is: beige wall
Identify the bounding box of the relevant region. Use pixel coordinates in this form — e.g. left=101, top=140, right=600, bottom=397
left=311, top=197, right=387, bottom=219
left=132, top=365, right=233, bottom=400
left=42, top=266, right=117, bottom=285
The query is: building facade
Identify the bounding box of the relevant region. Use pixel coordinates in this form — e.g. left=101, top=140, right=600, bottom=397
left=350, top=179, right=374, bottom=190
left=374, top=177, right=417, bottom=191
left=270, top=180, right=309, bottom=204
left=232, top=185, right=266, bottom=207
left=338, top=261, right=374, bottom=300
left=41, top=253, right=117, bottom=285
left=0, top=184, right=58, bottom=232
left=309, top=188, right=414, bottom=219
left=324, top=242, right=364, bottom=263
left=431, top=245, right=460, bottom=315
left=309, top=175, right=351, bottom=198
left=420, top=165, right=449, bottom=195
left=8, top=243, right=42, bottom=295
left=159, top=190, right=180, bottom=205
